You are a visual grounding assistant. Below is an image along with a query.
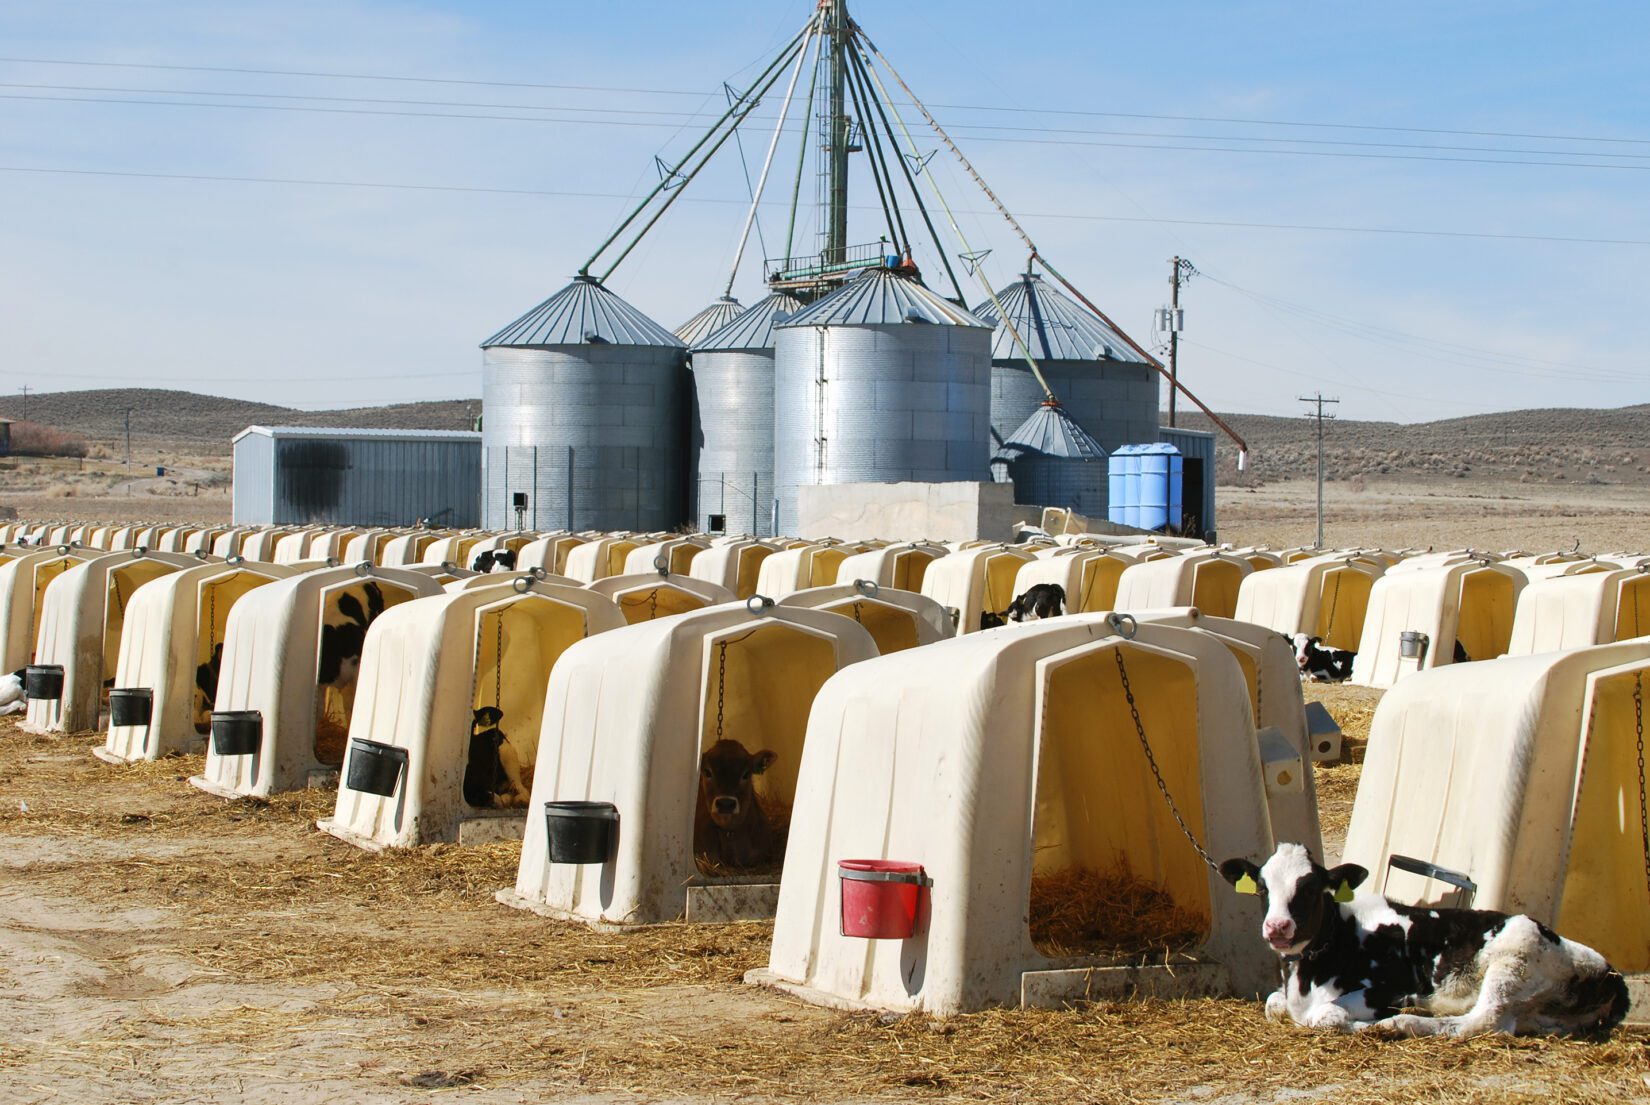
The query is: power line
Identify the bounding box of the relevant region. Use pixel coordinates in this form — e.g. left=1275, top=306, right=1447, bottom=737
left=8, top=82, right=1650, bottom=164
left=10, top=90, right=1650, bottom=173
left=6, top=54, right=1650, bottom=149
left=6, top=164, right=1650, bottom=250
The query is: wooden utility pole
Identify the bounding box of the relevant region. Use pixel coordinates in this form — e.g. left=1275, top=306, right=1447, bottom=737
left=1164, top=257, right=1193, bottom=426
left=19, top=386, right=29, bottom=421
left=1299, top=393, right=1339, bottom=548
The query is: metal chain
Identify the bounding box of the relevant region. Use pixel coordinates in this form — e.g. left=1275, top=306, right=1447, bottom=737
left=494, top=610, right=504, bottom=706
left=1635, top=673, right=1648, bottom=906
left=1323, top=572, right=1342, bottom=642
left=1112, top=647, right=1219, bottom=872
left=715, top=639, right=728, bottom=740
left=851, top=600, right=864, bottom=623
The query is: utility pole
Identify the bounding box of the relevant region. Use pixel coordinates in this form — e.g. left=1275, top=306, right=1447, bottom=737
left=18, top=386, right=29, bottom=422
left=124, top=407, right=132, bottom=472
left=1298, top=393, right=1339, bottom=548
left=1159, top=257, right=1193, bottom=426
left=825, top=0, right=850, bottom=265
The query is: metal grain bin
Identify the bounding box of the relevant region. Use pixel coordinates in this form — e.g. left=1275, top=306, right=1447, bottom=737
left=691, top=292, right=802, bottom=535
left=480, top=276, right=687, bottom=531
left=674, top=295, right=745, bottom=347
left=772, top=268, right=992, bottom=535
left=972, top=273, right=1157, bottom=453
left=988, top=401, right=1109, bottom=517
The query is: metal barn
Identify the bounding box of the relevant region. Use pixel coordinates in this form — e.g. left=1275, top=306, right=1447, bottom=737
left=231, top=426, right=482, bottom=527
left=1158, top=426, right=1217, bottom=539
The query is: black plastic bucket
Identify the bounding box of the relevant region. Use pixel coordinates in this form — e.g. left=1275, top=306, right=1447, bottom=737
left=210, top=710, right=262, bottom=756
left=24, top=664, right=63, bottom=701
left=543, top=801, right=619, bottom=864
left=108, top=687, right=153, bottom=727
left=345, top=738, right=407, bottom=797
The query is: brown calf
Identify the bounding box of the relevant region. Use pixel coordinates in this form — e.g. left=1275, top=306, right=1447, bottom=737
left=694, top=739, right=780, bottom=871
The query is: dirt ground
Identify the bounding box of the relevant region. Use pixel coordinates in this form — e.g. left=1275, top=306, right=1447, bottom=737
left=2, top=699, right=1646, bottom=1104
left=1218, top=477, right=1650, bottom=554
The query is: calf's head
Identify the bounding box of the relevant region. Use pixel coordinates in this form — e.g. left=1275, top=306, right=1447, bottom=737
left=698, top=739, right=776, bottom=829
left=1220, top=842, right=1367, bottom=955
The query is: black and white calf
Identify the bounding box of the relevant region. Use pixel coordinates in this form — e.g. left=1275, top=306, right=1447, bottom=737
left=463, top=706, right=530, bottom=808
left=1007, top=583, right=1066, bottom=623
left=1220, top=843, right=1630, bottom=1037
left=1292, top=633, right=1355, bottom=682
left=471, top=548, right=518, bottom=574
left=0, top=667, right=25, bottom=715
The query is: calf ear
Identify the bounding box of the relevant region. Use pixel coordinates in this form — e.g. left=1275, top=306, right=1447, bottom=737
left=1219, top=858, right=1261, bottom=888
left=750, top=750, right=777, bottom=774
left=1325, top=862, right=1368, bottom=891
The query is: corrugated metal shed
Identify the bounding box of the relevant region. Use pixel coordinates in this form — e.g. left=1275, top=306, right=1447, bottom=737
left=232, top=425, right=481, bottom=527
left=674, top=296, right=745, bottom=347
left=483, top=275, right=684, bottom=349
left=694, top=291, right=803, bottom=351
left=1159, top=425, right=1217, bottom=538
left=971, top=274, right=1149, bottom=363
left=779, top=267, right=990, bottom=329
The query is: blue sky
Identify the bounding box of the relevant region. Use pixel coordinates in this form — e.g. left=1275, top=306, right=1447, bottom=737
left=2, top=0, right=1647, bottom=420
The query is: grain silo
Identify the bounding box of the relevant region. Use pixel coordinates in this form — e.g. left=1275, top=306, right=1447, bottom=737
left=772, top=267, right=992, bottom=534
left=480, top=276, right=687, bottom=531
left=972, top=273, right=1158, bottom=453
left=988, top=401, right=1108, bottom=517
left=690, top=291, right=802, bottom=535
left=674, top=295, right=745, bottom=347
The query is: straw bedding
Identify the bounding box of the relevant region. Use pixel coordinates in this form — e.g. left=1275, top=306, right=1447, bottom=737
left=2, top=702, right=1646, bottom=1103
left=1028, top=867, right=1206, bottom=960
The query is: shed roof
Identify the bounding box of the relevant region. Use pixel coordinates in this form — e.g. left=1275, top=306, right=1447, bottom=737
left=694, top=291, right=805, bottom=351
left=971, top=273, right=1149, bottom=363
left=481, top=276, right=684, bottom=349
left=233, top=426, right=482, bottom=445
left=674, top=296, right=745, bottom=346
left=993, top=402, right=1106, bottom=461
left=778, top=268, right=989, bottom=329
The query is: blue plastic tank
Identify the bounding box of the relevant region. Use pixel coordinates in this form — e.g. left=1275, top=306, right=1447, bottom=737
left=1110, top=444, right=1182, bottom=530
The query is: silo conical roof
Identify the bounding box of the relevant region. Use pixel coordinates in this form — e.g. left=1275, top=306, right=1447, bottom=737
left=482, top=275, right=684, bottom=349
left=994, top=401, right=1107, bottom=460
left=674, top=296, right=745, bottom=346
left=971, top=273, right=1148, bottom=362
left=695, top=291, right=804, bottom=351
left=779, top=267, right=990, bottom=329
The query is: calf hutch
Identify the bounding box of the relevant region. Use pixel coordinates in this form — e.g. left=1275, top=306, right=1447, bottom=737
left=1343, top=640, right=1650, bottom=1015
left=748, top=613, right=1277, bottom=1015
left=1505, top=566, right=1650, bottom=655
left=319, top=579, right=626, bottom=850
left=1012, top=546, right=1132, bottom=615
left=190, top=564, right=444, bottom=799
left=687, top=537, right=780, bottom=600
left=0, top=545, right=92, bottom=671
left=500, top=601, right=878, bottom=929
left=24, top=549, right=200, bottom=734
left=1352, top=553, right=1525, bottom=687
left=232, top=426, right=482, bottom=529
left=777, top=581, right=953, bottom=654
left=99, top=559, right=299, bottom=764
left=588, top=571, right=735, bottom=624
left=832, top=542, right=947, bottom=593
left=1113, top=548, right=1254, bottom=620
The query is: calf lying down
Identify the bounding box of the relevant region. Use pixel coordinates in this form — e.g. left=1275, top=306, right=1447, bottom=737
left=1221, top=843, right=1630, bottom=1037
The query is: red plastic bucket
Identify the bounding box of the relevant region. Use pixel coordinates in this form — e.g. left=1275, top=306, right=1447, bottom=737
left=839, top=859, right=928, bottom=939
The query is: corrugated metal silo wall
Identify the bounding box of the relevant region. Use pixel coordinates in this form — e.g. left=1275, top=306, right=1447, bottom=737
left=692, top=349, right=776, bottom=535
left=1003, top=455, right=1108, bottom=518
left=231, top=434, right=276, bottom=524
left=480, top=344, right=688, bottom=531
left=773, top=324, right=992, bottom=534
left=271, top=437, right=480, bottom=527
left=1157, top=427, right=1217, bottom=536
left=991, top=361, right=1159, bottom=453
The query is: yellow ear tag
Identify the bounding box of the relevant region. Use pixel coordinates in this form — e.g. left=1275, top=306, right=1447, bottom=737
left=1235, top=873, right=1258, bottom=895
left=1334, top=881, right=1354, bottom=904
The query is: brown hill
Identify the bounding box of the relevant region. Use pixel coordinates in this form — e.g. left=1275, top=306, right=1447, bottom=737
left=0, top=389, right=481, bottom=454
left=2, top=388, right=1644, bottom=488
left=1176, top=405, right=1650, bottom=486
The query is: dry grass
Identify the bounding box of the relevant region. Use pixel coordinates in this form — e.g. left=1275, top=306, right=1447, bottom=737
left=1028, top=867, right=1206, bottom=960
left=4, top=715, right=1648, bottom=1103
